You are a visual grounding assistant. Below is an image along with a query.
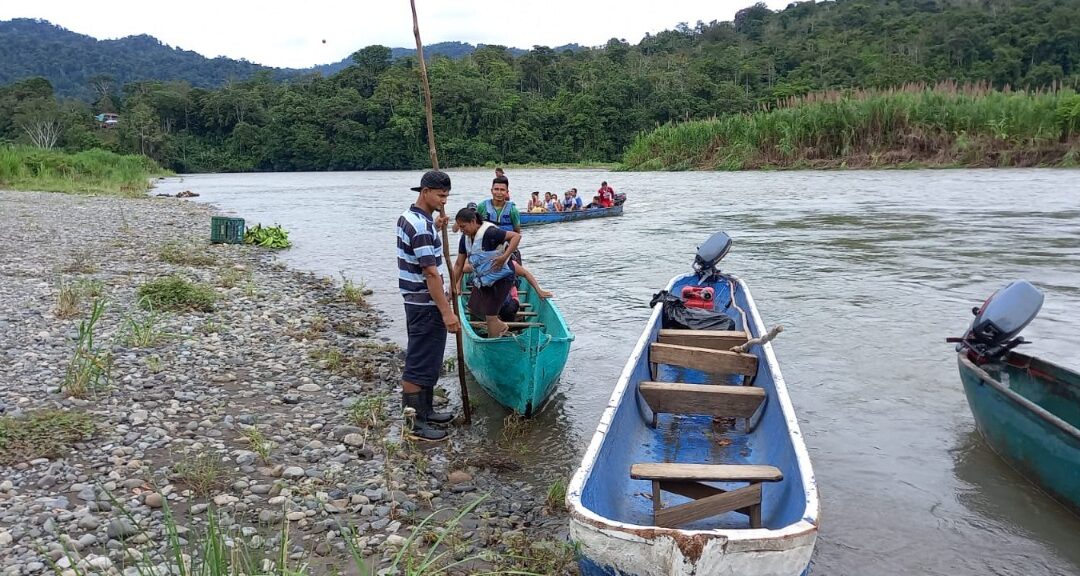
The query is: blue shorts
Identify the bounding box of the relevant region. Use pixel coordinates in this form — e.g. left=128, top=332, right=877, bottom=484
left=403, top=304, right=447, bottom=388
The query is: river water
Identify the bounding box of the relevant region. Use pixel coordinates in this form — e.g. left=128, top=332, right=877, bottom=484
left=156, top=169, right=1080, bottom=575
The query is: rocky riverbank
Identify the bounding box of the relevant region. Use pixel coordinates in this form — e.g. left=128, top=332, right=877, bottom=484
left=0, top=191, right=574, bottom=575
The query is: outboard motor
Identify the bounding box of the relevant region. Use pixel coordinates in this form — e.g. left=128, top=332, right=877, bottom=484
left=693, top=231, right=732, bottom=283
left=954, top=280, right=1044, bottom=363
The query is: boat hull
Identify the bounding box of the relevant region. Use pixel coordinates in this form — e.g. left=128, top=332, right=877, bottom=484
left=519, top=205, right=623, bottom=226
left=459, top=278, right=573, bottom=415
left=567, top=273, right=819, bottom=576
left=957, top=352, right=1080, bottom=513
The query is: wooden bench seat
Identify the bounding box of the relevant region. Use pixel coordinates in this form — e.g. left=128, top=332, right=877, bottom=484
left=657, top=329, right=749, bottom=350
left=649, top=342, right=758, bottom=378
left=630, top=463, right=782, bottom=528
left=639, top=381, right=765, bottom=427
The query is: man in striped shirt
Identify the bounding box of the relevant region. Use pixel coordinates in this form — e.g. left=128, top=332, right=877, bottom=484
left=397, top=170, right=460, bottom=442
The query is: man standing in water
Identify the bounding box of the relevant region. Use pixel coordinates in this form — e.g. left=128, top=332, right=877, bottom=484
left=396, top=170, right=460, bottom=441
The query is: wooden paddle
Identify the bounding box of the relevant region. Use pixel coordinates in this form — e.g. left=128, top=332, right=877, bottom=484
left=409, top=0, right=472, bottom=425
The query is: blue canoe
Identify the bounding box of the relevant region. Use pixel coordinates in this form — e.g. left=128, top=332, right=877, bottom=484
left=567, top=272, right=819, bottom=576
left=958, top=351, right=1080, bottom=513
left=519, top=204, right=623, bottom=227
left=459, top=277, right=574, bottom=416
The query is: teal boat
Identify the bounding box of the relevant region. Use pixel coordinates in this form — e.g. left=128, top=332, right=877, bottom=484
left=458, top=277, right=574, bottom=416
left=953, top=280, right=1080, bottom=514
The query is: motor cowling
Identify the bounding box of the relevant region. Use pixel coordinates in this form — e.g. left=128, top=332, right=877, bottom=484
left=958, top=280, right=1044, bottom=362
left=694, top=231, right=732, bottom=281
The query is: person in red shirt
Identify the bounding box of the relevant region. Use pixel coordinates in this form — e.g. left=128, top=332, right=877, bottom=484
left=597, top=181, right=615, bottom=208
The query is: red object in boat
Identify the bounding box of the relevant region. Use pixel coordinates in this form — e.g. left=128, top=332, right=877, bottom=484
left=681, top=286, right=715, bottom=310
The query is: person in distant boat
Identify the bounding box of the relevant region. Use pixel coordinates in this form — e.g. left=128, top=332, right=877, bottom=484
left=570, top=188, right=583, bottom=211
left=396, top=170, right=459, bottom=442
left=544, top=192, right=563, bottom=212
left=585, top=195, right=604, bottom=210
left=453, top=206, right=521, bottom=338
left=495, top=167, right=508, bottom=199
left=528, top=191, right=546, bottom=213
left=476, top=176, right=521, bottom=233
left=562, top=190, right=574, bottom=211
left=597, top=181, right=615, bottom=208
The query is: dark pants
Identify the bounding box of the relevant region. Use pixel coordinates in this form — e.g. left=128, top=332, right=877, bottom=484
left=403, top=305, right=447, bottom=389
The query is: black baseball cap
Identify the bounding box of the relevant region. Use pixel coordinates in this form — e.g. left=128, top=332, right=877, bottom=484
left=411, top=170, right=451, bottom=192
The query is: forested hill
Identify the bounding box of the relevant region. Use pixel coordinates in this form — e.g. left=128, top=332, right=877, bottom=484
left=0, top=19, right=576, bottom=99
left=2, top=0, right=1078, bottom=173
left=0, top=19, right=280, bottom=99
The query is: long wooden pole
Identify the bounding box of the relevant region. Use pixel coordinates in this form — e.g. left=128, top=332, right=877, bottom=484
left=410, top=0, right=472, bottom=425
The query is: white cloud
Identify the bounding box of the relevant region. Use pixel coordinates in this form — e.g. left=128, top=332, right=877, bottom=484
left=1, top=0, right=792, bottom=68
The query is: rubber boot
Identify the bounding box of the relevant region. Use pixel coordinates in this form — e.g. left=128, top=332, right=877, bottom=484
left=402, top=392, right=448, bottom=442
left=422, top=387, right=455, bottom=425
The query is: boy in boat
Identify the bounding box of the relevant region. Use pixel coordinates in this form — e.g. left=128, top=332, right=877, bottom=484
left=585, top=195, right=604, bottom=209
left=453, top=206, right=521, bottom=338
left=476, top=176, right=521, bottom=233
left=396, top=170, right=460, bottom=442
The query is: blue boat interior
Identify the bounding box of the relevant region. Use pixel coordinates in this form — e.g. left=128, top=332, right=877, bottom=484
left=579, top=274, right=810, bottom=531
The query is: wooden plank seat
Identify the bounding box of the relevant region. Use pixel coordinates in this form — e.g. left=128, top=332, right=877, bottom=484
left=630, top=463, right=783, bottom=528
left=639, top=381, right=765, bottom=427
left=650, top=342, right=758, bottom=378
left=657, top=329, right=749, bottom=350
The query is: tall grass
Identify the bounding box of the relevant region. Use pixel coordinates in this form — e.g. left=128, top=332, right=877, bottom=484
left=0, top=145, right=166, bottom=196
left=622, top=82, right=1080, bottom=171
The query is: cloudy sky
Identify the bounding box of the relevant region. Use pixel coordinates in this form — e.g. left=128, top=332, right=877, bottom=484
left=1, top=0, right=791, bottom=68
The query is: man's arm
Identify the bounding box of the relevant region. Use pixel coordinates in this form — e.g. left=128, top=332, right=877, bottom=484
left=511, top=205, right=521, bottom=233
left=423, top=265, right=459, bottom=333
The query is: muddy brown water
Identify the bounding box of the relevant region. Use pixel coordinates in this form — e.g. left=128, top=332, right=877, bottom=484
left=156, top=168, right=1080, bottom=575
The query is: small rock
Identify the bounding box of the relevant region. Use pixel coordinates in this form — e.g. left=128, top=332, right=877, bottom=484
left=448, top=471, right=472, bottom=485
left=106, top=519, right=139, bottom=540
left=343, top=433, right=365, bottom=447
left=0, top=531, right=11, bottom=547
left=144, top=493, right=164, bottom=508
left=213, top=495, right=239, bottom=506
left=297, top=384, right=321, bottom=393
left=282, top=394, right=301, bottom=405
left=283, top=467, right=305, bottom=480
left=286, top=511, right=305, bottom=522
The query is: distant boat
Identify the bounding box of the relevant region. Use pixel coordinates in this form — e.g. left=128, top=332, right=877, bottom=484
left=567, top=231, right=819, bottom=576
left=952, top=280, right=1080, bottom=514
left=459, top=277, right=574, bottom=416
left=519, top=204, right=623, bottom=227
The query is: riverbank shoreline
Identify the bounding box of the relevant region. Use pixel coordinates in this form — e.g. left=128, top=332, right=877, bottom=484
left=0, top=190, right=574, bottom=575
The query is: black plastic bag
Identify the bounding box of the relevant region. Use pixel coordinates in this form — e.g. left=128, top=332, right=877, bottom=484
left=649, top=290, right=736, bottom=331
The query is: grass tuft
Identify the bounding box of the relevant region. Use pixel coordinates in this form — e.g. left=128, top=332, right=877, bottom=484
left=172, top=451, right=230, bottom=497
left=63, top=299, right=112, bottom=398
left=348, top=394, right=388, bottom=429
left=137, top=275, right=216, bottom=312
left=340, top=272, right=369, bottom=306
left=0, top=410, right=94, bottom=465
left=160, top=242, right=217, bottom=266
left=240, top=425, right=274, bottom=465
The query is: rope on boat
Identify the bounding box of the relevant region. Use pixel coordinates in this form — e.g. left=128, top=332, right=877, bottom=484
left=730, top=325, right=784, bottom=354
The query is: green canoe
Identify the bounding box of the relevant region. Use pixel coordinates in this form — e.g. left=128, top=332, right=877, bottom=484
left=458, top=277, right=574, bottom=416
